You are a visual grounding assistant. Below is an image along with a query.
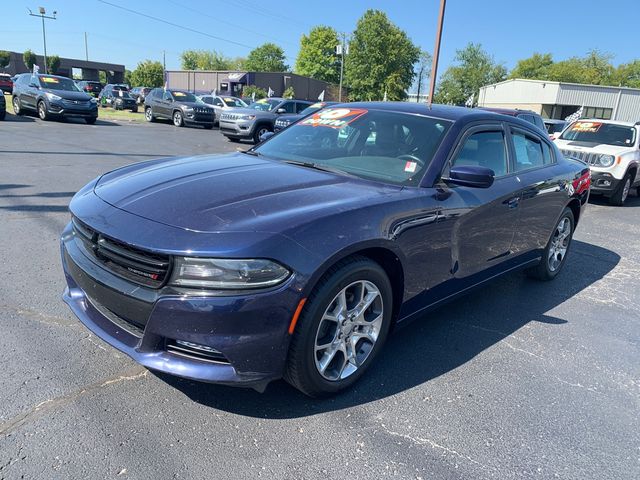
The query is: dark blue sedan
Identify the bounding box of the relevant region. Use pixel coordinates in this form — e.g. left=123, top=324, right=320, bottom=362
left=61, top=103, right=590, bottom=396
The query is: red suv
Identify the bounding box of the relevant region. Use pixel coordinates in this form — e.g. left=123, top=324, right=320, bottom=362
left=0, top=74, right=13, bottom=95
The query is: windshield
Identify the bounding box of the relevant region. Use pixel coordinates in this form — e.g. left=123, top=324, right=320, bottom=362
left=38, top=76, right=81, bottom=92
left=560, top=121, right=636, bottom=146
left=299, top=103, right=326, bottom=116
left=222, top=97, right=247, bottom=107
left=248, top=99, right=280, bottom=111
left=170, top=90, right=198, bottom=102
left=117, top=91, right=132, bottom=99
left=254, top=107, right=451, bottom=186
left=546, top=122, right=566, bottom=134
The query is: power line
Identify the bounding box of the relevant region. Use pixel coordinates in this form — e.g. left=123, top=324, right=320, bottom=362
left=164, top=0, right=297, bottom=48
left=229, top=0, right=313, bottom=29
left=96, top=0, right=255, bottom=50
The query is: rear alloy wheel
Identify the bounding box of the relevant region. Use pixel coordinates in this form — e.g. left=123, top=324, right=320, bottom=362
left=131, top=106, right=138, bottom=113
left=609, top=174, right=632, bottom=206
left=526, top=208, right=574, bottom=281
left=145, top=107, right=155, bottom=122
left=37, top=101, right=49, bottom=121
left=173, top=110, right=184, bottom=127
left=285, top=256, right=392, bottom=397
left=12, top=97, right=23, bottom=115
left=253, top=125, right=270, bottom=144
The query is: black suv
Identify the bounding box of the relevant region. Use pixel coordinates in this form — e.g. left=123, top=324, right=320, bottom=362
left=12, top=73, right=98, bottom=124
left=98, top=84, right=129, bottom=107
left=0, top=94, right=5, bottom=121
left=144, top=88, right=214, bottom=128
left=130, top=87, right=152, bottom=104
left=76, top=80, right=103, bottom=97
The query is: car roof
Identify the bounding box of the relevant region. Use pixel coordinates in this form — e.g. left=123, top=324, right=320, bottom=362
left=571, top=118, right=637, bottom=127
left=477, top=106, right=539, bottom=116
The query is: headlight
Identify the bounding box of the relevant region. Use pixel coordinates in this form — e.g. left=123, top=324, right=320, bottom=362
left=597, top=154, right=615, bottom=167
left=183, top=106, right=194, bottom=112
left=170, top=257, right=290, bottom=289
left=239, top=115, right=256, bottom=121
left=90, top=97, right=97, bottom=104
left=45, top=92, right=62, bottom=101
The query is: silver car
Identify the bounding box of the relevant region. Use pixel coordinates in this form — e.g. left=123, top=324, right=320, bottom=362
left=198, top=95, right=247, bottom=126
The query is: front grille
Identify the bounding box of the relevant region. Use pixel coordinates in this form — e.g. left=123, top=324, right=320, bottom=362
left=560, top=149, right=599, bottom=165
left=275, top=120, right=290, bottom=128
left=86, top=295, right=145, bottom=337
left=165, top=339, right=230, bottom=364
left=221, top=113, right=240, bottom=121
left=194, top=107, right=212, bottom=114
left=62, top=99, right=90, bottom=107
left=72, top=217, right=171, bottom=288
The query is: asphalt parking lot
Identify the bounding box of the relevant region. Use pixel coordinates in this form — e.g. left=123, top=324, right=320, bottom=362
left=0, top=114, right=638, bottom=480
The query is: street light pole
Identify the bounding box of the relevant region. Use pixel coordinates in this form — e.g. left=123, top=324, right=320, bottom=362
left=337, top=33, right=348, bottom=102
left=28, top=7, right=57, bottom=74
left=427, top=0, right=446, bottom=107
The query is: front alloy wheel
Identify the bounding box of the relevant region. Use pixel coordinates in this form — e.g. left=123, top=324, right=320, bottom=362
left=144, top=107, right=155, bottom=122
left=609, top=174, right=632, bottom=206
left=13, top=97, right=23, bottom=115
left=37, top=101, right=49, bottom=121
left=285, top=256, right=392, bottom=397
left=173, top=110, right=184, bottom=127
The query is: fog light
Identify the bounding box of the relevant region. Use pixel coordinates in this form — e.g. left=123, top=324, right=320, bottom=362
left=175, top=340, right=221, bottom=354
left=602, top=180, right=611, bottom=186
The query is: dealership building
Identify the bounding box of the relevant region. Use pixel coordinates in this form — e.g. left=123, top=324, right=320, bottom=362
left=166, top=70, right=334, bottom=101
left=478, top=78, right=640, bottom=122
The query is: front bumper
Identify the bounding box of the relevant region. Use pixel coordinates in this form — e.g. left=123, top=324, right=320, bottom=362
left=219, top=120, right=254, bottom=139
left=48, top=99, right=98, bottom=118
left=60, top=221, right=300, bottom=388
left=589, top=171, right=620, bottom=195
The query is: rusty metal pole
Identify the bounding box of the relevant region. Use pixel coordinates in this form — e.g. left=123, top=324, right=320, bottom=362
left=427, top=0, right=446, bottom=107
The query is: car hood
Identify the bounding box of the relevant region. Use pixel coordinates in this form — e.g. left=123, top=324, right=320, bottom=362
left=226, top=107, right=274, bottom=117
left=43, top=89, right=92, bottom=101
left=176, top=101, right=210, bottom=109
left=555, top=140, right=630, bottom=156
left=93, top=153, right=400, bottom=233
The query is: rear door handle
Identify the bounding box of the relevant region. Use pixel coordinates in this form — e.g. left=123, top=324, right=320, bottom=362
left=506, top=196, right=520, bottom=209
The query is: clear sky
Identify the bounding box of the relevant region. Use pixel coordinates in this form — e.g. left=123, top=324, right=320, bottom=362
left=1, top=0, right=637, bottom=80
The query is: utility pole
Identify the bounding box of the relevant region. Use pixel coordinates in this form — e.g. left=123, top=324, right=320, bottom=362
left=163, top=50, right=166, bottom=71
left=28, top=7, right=57, bottom=74
left=337, top=33, right=348, bottom=102
left=84, top=32, right=89, bottom=61
left=427, top=0, right=446, bottom=107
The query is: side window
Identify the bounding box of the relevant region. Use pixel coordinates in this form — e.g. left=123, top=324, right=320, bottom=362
left=511, top=131, right=553, bottom=171
left=295, top=102, right=310, bottom=113
left=162, top=91, right=173, bottom=101
left=281, top=102, right=296, bottom=113
left=452, top=131, right=507, bottom=177
left=534, top=116, right=545, bottom=131
left=213, top=98, right=224, bottom=106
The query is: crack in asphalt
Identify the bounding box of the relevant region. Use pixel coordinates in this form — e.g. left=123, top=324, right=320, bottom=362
left=0, top=367, right=148, bottom=438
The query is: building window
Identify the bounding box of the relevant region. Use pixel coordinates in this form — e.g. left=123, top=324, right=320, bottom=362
left=583, top=106, right=612, bottom=120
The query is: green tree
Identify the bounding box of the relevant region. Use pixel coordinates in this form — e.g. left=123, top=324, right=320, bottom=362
left=283, top=86, right=295, bottom=99
left=413, top=50, right=432, bottom=101
left=345, top=10, right=420, bottom=101
left=180, top=50, right=231, bottom=70
left=295, top=26, right=340, bottom=83
left=242, top=85, right=267, bottom=100
left=229, top=57, right=246, bottom=70
left=23, top=49, right=37, bottom=71
left=124, top=69, right=133, bottom=86
left=245, top=43, right=288, bottom=72
left=580, top=49, right=614, bottom=85
left=509, top=53, right=553, bottom=80
left=614, top=60, right=640, bottom=88
left=46, top=55, right=60, bottom=74
left=435, top=43, right=506, bottom=105
left=0, top=50, right=10, bottom=69
left=130, top=60, right=164, bottom=87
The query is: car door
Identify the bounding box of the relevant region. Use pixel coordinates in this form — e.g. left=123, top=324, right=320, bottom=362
left=158, top=91, right=173, bottom=118
left=436, top=124, right=521, bottom=280
left=507, top=125, right=568, bottom=254
left=23, top=75, right=40, bottom=109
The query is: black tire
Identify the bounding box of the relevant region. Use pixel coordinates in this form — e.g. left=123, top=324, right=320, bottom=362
left=131, top=106, right=138, bottom=113
left=609, top=173, right=633, bottom=206
left=37, top=101, right=49, bottom=121
left=85, top=117, right=97, bottom=125
left=253, top=125, right=271, bottom=144
left=285, top=256, right=393, bottom=397
left=526, top=207, right=574, bottom=281
left=227, top=137, right=240, bottom=143
left=144, top=107, right=155, bottom=122
left=0, top=111, right=5, bottom=121
left=173, top=110, right=184, bottom=127
left=203, top=123, right=213, bottom=130
left=12, top=96, right=23, bottom=116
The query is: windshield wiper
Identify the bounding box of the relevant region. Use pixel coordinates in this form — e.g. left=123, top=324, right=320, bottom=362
left=282, top=160, right=356, bottom=178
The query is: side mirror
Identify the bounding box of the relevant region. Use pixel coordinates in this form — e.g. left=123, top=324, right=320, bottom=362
left=444, top=165, right=495, bottom=189
left=276, top=108, right=286, bottom=114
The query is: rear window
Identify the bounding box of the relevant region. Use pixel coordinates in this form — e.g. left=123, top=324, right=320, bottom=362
left=560, top=121, right=636, bottom=146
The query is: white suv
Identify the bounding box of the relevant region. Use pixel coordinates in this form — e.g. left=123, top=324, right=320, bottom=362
left=555, top=119, right=640, bottom=205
